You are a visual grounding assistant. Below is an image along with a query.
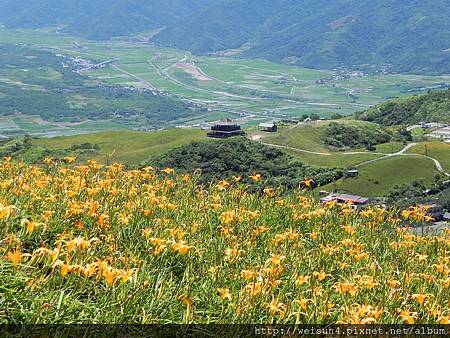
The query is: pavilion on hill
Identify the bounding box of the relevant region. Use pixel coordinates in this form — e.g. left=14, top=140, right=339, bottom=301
left=207, top=121, right=245, bottom=138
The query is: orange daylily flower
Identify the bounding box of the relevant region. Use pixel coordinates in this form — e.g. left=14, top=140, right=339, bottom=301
left=217, top=288, right=232, bottom=301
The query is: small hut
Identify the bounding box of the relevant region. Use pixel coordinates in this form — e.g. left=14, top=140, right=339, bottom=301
left=258, top=122, right=278, bottom=132
left=345, top=169, right=359, bottom=178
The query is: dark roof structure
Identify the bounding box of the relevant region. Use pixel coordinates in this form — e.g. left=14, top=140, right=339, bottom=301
left=207, top=122, right=245, bottom=138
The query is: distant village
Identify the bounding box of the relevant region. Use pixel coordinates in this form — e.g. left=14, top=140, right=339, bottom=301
left=60, top=55, right=119, bottom=73
left=315, top=65, right=393, bottom=85
left=316, top=69, right=366, bottom=85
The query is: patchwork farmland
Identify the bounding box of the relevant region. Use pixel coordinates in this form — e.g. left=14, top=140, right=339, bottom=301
left=2, top=27, right=450, bottom=136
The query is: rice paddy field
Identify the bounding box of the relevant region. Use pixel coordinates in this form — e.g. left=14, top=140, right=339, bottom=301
left=0, top=115, right=131, bottom=139
left=1, top=26, right=450, bottom=136
left=1, top=159, right=450, bottom=324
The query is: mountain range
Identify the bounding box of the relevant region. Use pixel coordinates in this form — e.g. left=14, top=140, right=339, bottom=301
left=2, top=0, right=450, bottom=73
left=0, top=0, right=219, bottom=40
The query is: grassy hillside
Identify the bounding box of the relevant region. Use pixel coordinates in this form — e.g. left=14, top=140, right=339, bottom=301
left=280, top=149, right=382, bottom=169
left=408, top=142, right=450, bottom=172
left=1, top=159, right=449, bottom=324
left=263, top=123, right=331, bottom=153
left=31, top=129, right=207, bottom=165
left=356, top=89, right=450, bottom=125
left=326, top=156, right=439, bottom=197
left=257, top=121, right=417, bottom=170
left=322, top=122, right=391, bottom=150
left=262, top=121, right=401, bottom=153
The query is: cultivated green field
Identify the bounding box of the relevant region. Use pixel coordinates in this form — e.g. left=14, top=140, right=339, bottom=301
left=0, top=115, right=131, bottom=138
left=324, top=156, right=439, bottom=197
left=31, top=129, right=208, bottom=165
left=2, top=26, right=450, bottom=135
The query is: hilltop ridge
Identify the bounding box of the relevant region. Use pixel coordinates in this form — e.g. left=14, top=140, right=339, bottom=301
left=356, top=89, right=450, bottom=125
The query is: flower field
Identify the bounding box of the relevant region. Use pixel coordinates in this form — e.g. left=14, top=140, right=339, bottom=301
left=0, top=158, right=450, bottom=324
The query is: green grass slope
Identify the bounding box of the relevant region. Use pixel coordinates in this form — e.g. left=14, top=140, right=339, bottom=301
left=32, top=129, right=207, bottom=165
left=280, top=149, right=382, bottom=169
left=262, top=120, right=400, bottom=153
left=263, top=123, right=331, bottom=153
left=408, top=142, right=450, bottom=172
left=325, top=156, right=439, bottom=197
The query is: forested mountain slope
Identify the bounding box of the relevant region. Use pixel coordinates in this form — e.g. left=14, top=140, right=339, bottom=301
left=0, top=0, right=219, bottom=40
left=154, top=0, right=450, bottom=73
left=2, top=0, right=450, bottom=73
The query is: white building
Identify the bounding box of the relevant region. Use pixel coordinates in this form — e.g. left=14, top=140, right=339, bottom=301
left=428, top=127, right=450, bottom=140
left=420, top=122, right=446, bottom=129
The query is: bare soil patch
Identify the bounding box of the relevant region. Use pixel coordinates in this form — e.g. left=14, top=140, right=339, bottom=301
left=175, top=63, right=211, bottom=81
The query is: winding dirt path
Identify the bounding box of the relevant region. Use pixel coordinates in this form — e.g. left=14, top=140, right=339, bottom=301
left=261, top=142, right=383, bottom=156
left=260, top=139, right=449, bottom=176
left=354, top=143, right=417, bottom=167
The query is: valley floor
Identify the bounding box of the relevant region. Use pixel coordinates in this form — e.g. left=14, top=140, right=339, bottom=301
left=1, top=27, right=450, bottom=136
